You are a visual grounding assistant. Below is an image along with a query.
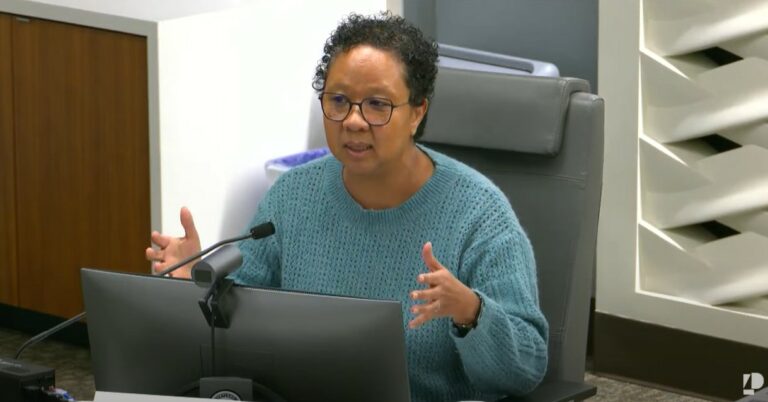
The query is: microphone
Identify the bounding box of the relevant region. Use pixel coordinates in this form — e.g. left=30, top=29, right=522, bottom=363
left=248, top=221, right=276, bottom=240
left=12, top=221, right=276, bottom=360
left=157, top=221, right=275, bottom=277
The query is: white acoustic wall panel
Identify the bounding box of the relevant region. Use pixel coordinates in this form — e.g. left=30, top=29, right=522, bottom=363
left=597, top=0, right=768, bottom=348
left=640, top=0, right=768, bottom=312
left=644, top=0, right=768, bottom=57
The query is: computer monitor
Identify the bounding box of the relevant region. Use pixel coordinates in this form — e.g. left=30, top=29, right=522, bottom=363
left=81, top=268, right=411, bottom=402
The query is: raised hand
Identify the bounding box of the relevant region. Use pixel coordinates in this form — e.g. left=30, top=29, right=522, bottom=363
left=145, top=207, right=202, bottom=278
left=409, top=242, right=481, bottom=329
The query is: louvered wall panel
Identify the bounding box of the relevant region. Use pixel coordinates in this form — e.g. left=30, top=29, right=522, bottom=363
left=640, top=0, right=768, bottom=308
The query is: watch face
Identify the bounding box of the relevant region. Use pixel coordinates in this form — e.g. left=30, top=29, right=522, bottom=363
left=454, top=322, right=475, bottom=329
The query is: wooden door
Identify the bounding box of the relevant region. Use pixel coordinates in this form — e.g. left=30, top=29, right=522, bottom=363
left=12, top=16, right=151, bottom=317
left=0, top=13, right=18, bottom=307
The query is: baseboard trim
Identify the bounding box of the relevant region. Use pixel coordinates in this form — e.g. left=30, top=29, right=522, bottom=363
left=0, top=303, right=88, bottom=348
left=593, top=312, right=768, bottom=400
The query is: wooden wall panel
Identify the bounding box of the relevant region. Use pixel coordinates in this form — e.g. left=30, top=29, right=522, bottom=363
left=0, top=13, right=18, bottom=307
left=12, top=17, right=150, bottom=317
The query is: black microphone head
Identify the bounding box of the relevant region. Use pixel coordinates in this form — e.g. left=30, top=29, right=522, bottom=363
left=250, top=222, right=275, bottom=240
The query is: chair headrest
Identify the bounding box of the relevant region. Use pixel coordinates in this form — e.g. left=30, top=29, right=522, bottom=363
left=421, top=68, right=590, bottom=156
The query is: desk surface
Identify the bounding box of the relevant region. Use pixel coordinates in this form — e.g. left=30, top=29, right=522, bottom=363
left=92, top=391, right=208, bottom=402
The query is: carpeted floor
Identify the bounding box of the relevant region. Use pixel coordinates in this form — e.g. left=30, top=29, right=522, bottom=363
left=1, top=327, right=710, bottom=401
left=2, top=328, right=94, bottom=400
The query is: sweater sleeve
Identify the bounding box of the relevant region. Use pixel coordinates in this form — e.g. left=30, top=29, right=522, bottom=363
left=451, top=198, right=549, bottom=396
left=229, top=182, right=283, bottom=288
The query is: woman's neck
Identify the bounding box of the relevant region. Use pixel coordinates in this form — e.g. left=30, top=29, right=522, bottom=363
left=342, top=146, right=434, bottom=210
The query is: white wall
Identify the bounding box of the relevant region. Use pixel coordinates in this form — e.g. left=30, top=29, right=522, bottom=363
left=156, top=0, right=387, bottom=247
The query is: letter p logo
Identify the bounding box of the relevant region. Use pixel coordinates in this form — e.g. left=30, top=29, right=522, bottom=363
left=744, top=372, right=765, bottom=395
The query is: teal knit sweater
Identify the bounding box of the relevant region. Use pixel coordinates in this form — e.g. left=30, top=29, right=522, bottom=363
left=232, top=146, right=548, bottom=402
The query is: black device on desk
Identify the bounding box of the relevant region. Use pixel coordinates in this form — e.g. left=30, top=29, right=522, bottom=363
left=81, top=268, right=412, bottom=402
left=0, top=358, right=55, bottom=402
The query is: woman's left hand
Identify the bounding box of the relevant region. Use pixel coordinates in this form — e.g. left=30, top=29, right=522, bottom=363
left=409, top=242, right=481, bottom=329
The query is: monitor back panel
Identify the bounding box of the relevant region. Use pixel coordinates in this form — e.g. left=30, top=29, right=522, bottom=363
left=81, top=268, right=411, bottom=402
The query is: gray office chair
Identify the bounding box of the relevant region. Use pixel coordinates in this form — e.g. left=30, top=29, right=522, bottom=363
left=420, top=68, right=603, bottom=402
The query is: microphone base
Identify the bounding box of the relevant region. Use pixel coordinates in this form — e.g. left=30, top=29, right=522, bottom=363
left=200, top=377, right=254, bottom=400
left=0, top=357, right=55, bottom=402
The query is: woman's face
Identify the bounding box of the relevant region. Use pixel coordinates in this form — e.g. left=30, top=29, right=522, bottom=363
left=322, top=45, right=426, bottom=178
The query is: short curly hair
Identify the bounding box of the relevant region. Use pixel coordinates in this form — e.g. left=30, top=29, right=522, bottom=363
left=313, top=12, right=438, bottom=140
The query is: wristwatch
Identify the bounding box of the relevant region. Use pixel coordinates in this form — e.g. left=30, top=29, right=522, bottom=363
left=453, top=292, right=483, bottom=335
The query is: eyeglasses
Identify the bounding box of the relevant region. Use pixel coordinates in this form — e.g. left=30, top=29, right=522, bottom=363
left=319, top=92, right=409, bottom=126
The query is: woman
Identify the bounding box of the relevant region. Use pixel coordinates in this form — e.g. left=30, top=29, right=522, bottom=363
left=147, top=12, right=547, bottom=402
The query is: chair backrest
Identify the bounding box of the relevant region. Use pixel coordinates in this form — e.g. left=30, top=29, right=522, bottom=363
left=420, top=67, right=604, bottom=383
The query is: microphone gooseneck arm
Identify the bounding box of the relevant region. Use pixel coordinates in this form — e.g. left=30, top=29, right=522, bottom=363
left=156, top=222, right=274, bottom=277
left=155, top=234, right=248, bottom=277
left=14, top=311, right=87, bottom=360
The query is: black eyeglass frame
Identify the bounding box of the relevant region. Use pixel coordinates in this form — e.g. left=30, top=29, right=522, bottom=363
left=318, top=92, right=411, bottom=126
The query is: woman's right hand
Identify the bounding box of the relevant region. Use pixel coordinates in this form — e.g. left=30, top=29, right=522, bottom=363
left=145, top=207, right=202, bottom=278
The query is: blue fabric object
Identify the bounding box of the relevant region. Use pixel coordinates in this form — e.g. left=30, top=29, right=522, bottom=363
left=265, top=147, right=330, bottom=169
left=232, top=145, right=548, bottom=402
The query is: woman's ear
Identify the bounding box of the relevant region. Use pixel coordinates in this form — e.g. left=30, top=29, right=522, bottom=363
left=410, top=99, right=428, bottom=136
